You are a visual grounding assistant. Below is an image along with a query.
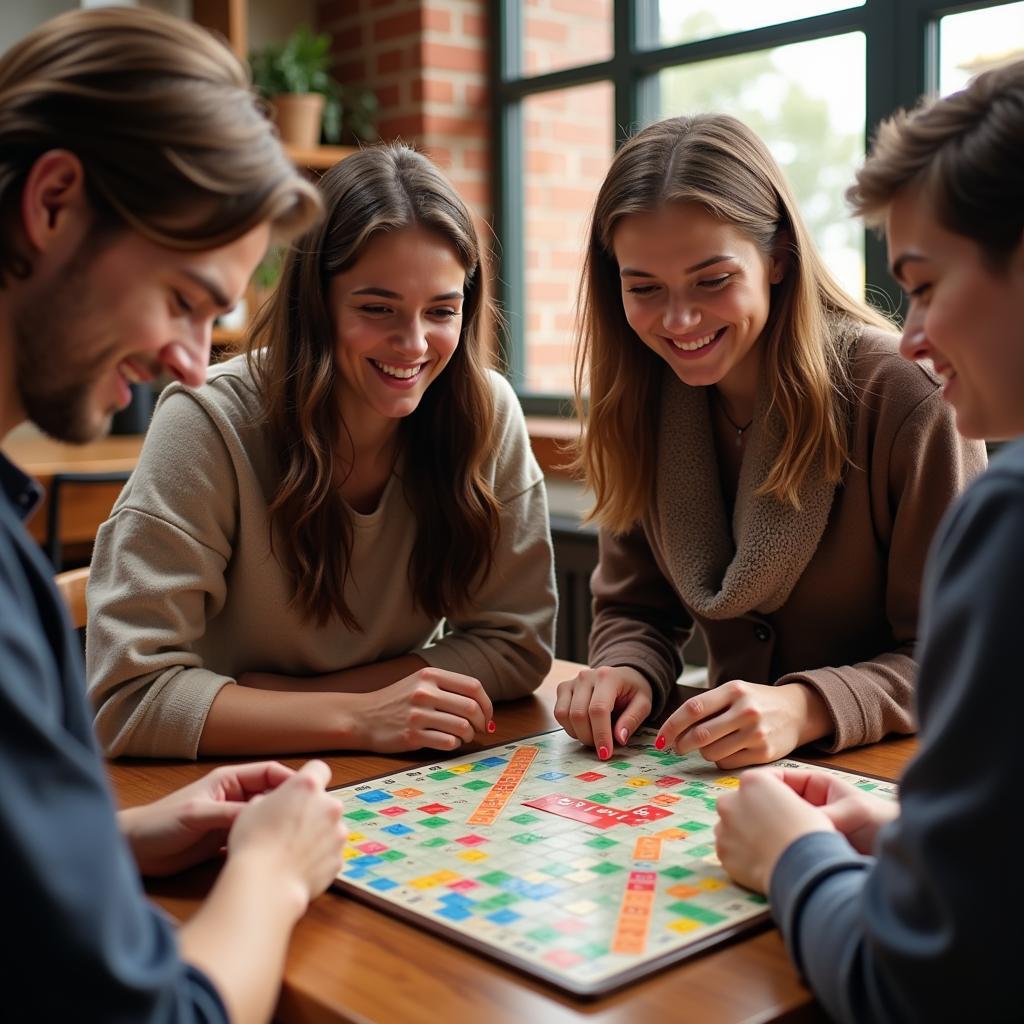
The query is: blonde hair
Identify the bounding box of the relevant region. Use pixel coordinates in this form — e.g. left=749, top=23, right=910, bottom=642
left=249, top=144, right=500, bottom=629
left=0, top=6, right=320, bottom=284
left=573, top=113, right=892, bottom=532
left=849, top=58, right=1024, bottom=270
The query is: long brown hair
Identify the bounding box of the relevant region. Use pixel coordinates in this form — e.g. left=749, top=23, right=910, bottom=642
left=0, top=7, right=320, bottom=286
left=573, top=113, right=893, bottom=532
left=249, top=143, right=500, bottom=629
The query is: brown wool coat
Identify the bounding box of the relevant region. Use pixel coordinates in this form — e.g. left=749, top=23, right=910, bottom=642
left=589, top=329, right=987, bottom=752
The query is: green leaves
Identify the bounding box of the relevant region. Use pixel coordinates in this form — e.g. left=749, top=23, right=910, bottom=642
left=249, top=25, right=378, bottom=145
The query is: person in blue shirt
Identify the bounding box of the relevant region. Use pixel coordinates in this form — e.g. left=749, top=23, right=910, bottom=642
left=0, top=8, right=346, bottom=1022
left=714, top=58, right=1024, bottom=1023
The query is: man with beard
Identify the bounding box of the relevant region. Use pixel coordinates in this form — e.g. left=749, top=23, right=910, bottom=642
left=0, top=8, right=348, bottom=1022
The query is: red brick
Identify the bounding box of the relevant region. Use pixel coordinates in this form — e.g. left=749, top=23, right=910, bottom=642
left=318, top=0, right=359, bottom=26
left=552, top=0, right=612, bottom=17
left=462, top=146, right=488, bottom=172
left=452, top=178, right=488, bottom=205
left=526, top=17, right=568, bottom=44
left=373, top=10, right=422, bottom=42
left=333, top=23, right=363, bottom=50
left=375, top=82, right=402, bottom=109
left=425, top=145, right=453, bottom=169
left=526, top=149, right=566, bottom=175
left=462, top=11, right=486, bottom=38
left=423, top=6, right=453, bottom=32
left=421, top=40, right=486, bottom=73
left=377, top=114, right=426, bottom=141
left=376, top=48, right=406, bottom=74
left=336, top=59, right=367, bottom=83
left=424, top=113, right=488, bottom=138
left=413, top=77, right=455, bottom=104
left=464, top=82, right=488, bottom=107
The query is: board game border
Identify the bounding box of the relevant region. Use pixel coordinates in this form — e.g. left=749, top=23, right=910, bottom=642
left=328, top=729, right=896, bottom=998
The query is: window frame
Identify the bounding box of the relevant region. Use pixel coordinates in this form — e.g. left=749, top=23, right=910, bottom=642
left=489, top=0, right=1014, bottom=415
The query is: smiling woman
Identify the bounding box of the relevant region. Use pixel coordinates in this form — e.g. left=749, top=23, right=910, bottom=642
left=84, top=143, right=557, bottom=760
left=553, top=112, right=987, bottom=770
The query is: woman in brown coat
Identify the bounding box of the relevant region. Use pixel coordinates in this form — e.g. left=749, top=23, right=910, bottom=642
left=554, top=113, right=986, bottom=768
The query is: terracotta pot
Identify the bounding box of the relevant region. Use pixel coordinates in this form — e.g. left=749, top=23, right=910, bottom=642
left=269, top=92, right=325, bottom=148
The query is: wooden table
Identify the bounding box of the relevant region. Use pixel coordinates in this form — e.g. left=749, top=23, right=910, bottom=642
left=1, top=432, right=142, bottom=553
left=108, top=660, right=915, bottom=1024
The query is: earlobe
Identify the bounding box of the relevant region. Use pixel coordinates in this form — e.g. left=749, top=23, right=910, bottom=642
left=20, top=150, right=90, bottom=256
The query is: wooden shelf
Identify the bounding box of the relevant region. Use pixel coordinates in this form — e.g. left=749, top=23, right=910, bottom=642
left=212, top=325, right=245, bottom=346
left=284, top=143, right=358, bottom=170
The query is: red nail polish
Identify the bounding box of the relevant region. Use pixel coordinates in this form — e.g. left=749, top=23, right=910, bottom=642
left=486, top=720, right=496, bottom=734
left=598, top=745, right=609, bottom=760
left=655, top=735, right=666, bottom=750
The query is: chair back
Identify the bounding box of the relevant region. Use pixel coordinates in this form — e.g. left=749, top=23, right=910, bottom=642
left=55, top=566, right=90, bottom=630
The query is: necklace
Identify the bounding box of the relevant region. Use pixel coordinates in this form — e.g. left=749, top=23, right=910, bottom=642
left=714, top=393, right=754, bottom=447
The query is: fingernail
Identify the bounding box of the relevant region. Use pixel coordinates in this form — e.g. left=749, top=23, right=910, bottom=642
left=619, top=728, right=628, bottom=744
left=486, top=720, right=496, bottom=733
left=655, top=735, right=666, bottom=750
left=598, top=745, right=609, bottom=760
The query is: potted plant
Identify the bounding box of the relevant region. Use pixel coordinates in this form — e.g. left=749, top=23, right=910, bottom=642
left=249, top=25, right=376, bottom=149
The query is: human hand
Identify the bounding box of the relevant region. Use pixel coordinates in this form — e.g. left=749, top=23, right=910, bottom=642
left=772, top=768, right=899, bottom=854
left=715, top=768, right=836, bottom=893
left=349, top=667, right=494, bottom=753
left=120, top=761, right=299, bottom=877
left=655, top=681, right=831, bottom=768
left=553, top=666, right=653, bottom=760
left=227, top=760, right=347, bottom=912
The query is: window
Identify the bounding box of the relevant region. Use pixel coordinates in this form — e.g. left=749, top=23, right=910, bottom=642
left=491, top=1, right=1024, bottom=411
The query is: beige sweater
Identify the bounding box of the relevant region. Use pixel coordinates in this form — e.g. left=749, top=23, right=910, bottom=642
left=86, top=358, right=556, bottom=758
left=589, top=329, right=987, bottom=751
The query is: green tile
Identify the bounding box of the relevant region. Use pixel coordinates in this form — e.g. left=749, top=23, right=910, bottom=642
left=510, top=813, right=541, bottom=825
left=668, top=901, right=727, bottom=925
left=476, top=892, right=520, bottom=910
left=590, top=861, right=623, bottom=875
left=380, top=850, right=406, bottom=862
left=344, top=809, right=377, bottom=822
left=462, top=779, right=492, bottom=791
left=588, top=792, right=613, bottom=804
left=429, top=771, right=455, bottom=781
left=511, top=832, right=545, bottom=845
left=420, top=836, right=449, bottom=848
left=686, top=844, right=714, bottom=858
left=478, top=870, right=514, bottom=886
left=527, top=925, right=560, bottom=943
left=660, top=866, right=695, bottom=879
left=419, top=816, right=452, bottom=829
left=678, top=821, right=710, bottom=831
left=584, top=836, right=619, bottom=850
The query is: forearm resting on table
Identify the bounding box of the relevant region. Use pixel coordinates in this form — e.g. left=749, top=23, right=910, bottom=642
left=197, top=664, right=416, bottom=756
left=237, top=653, right=428, bottom=694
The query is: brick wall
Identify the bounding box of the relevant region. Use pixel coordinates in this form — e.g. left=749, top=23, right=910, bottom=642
left=317, top=0, right=490, bottom=218
left=317, top=0, right=614, bottom=396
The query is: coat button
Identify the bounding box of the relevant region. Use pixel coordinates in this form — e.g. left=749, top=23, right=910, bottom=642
left=754, top=625, right=771, bottom=642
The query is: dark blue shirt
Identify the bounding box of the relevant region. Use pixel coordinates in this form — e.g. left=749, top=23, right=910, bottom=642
left=0, top=450, right=227, bottom=1022
left=770, top=438, right=1024, bottom=1023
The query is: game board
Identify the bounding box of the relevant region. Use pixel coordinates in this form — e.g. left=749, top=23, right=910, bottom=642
left=329, top=728, right=896, bottom=996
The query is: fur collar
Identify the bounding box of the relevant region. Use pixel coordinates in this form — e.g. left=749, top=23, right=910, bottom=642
left=652, top=366, right=838, bottom=618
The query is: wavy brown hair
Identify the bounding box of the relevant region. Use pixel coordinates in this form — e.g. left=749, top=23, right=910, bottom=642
left=249, top=143, right=500, bottom=629
left=0, top=7, right=320, bottom=286
left=573, top=114, right=893, bottom=532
